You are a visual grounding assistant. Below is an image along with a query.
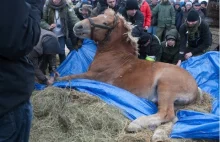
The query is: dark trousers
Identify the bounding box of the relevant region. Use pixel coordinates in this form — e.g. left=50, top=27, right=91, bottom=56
left=0, top=100, right=32, bottom=142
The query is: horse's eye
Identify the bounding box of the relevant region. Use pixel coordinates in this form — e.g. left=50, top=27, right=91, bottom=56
left=103, top=22, right=108, bottom=25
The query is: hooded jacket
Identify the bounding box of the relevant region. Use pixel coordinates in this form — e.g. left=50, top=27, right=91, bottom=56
left=160, top=29, right=180, bottom=64
left=27, top=29, right=61, bottom=84
left=0, top=0, right=41, bottom=117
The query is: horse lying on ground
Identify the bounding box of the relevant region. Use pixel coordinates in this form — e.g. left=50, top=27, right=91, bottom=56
left=57, top=8, right=204, bottom=140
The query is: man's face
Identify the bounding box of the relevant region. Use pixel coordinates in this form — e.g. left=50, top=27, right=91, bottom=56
left=187, top=20, right=198, bottom=27
left=186, top=4, right=192, bottom=10
left=201, top=4, right=206, bottom=8
left=107, top=0, right=116, bottom=8
left=126, top=9, right=137, bottom=17
left=193, top=5, right=201, bottom=11
left=151, top=0, right=158, bottom=5
left=53, top=0, right=62, bottom=5
left=81, top=9, right=89, bottom=17
left=175, top=4, right=180, bottom=9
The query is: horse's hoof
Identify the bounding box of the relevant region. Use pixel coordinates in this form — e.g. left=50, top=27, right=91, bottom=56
left=126, top=121, right=142, bottom=132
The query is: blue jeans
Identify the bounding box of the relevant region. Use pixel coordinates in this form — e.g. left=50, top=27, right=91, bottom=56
left=0, top=100, right=32, bottom=142
left=148, top=26, right=157, bottom=35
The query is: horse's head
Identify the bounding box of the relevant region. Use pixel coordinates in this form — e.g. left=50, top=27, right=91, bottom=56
left=73, top=8, right=118, bottom=42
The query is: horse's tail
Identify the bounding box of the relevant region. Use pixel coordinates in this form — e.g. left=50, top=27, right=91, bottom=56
left=196, top=87, right=204, bottom=104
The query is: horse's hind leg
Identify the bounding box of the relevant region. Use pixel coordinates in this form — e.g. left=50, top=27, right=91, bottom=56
left=127, top=89, right=177, bottom=132
left=56, top=72, right=94, bottom=81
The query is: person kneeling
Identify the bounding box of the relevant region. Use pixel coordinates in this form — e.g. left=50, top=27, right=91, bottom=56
left=137, top=33, right=161, bottom=61
left=28, top=29, right=61, bottom=85
left=160, top=29, right=180, bottom=65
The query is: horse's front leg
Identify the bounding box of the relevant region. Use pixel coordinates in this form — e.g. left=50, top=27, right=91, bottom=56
left=56, top=72, right=94, bottom=81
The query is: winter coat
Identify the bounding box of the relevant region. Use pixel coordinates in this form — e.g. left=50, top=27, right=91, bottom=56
left=0, top=0, right=41, bottom=117
left=40, top=0, right=79, bottom=38
left=152, top=1, right=176, bottom=27
left=139, top=1, right=152, bottom=27
left=160, top=29, right=180, bottom=64
left=179, top=18, right=212, bottom=60
left=175, top=7, right=183, bottom=31
left=138, top=34, right=161, bottom=60
left=27, top=29, right=60, bottom=84
left=149, top=3, right=158, bottom=26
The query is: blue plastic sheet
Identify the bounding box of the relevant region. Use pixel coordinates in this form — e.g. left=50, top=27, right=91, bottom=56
left=35, top=39, right=219, bottom=139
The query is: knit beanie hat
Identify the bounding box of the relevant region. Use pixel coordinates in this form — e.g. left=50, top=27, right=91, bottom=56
left=126, top=0, right=139, bottom=10
left=187, top=10, right=199, bottom=22
left=137, top=33, right=151, bottom=45
left=166, top=35, right=176, bottom=40
left=186, top=2, right=192, bottom=6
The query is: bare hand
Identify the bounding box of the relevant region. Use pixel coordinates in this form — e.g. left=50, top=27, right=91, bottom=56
left=49, top=24, right=56, bottom=30
left=55, top=72, right=60, bottom=78
left=145, top=26, right=148, bottom=30
left=184, top=52, right=192, bottom=59
left=47, top=77, right=54, bottom=85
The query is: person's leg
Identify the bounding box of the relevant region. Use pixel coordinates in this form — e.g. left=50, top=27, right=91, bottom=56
left=147, top=26, right=153, bottom=34
left=0, top=100, right=33, bottom=142
left=156, top=27, right=164, bottom=41
left=152, top=26, right=157, bottom=35
left=58, top=36, right=66, bottom=64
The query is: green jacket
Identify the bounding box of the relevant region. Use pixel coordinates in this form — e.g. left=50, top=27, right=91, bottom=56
left=40, top=1, right=79, bottom=38
left=160, top=29, right=180, bottom=64
left=152, top=1, right=175, bottom=27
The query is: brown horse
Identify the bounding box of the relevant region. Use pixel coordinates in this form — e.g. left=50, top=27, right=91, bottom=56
left=57, top=9, right=201, bottom=133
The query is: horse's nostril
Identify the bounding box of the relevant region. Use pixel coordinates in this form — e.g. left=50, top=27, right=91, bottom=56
left=77, top=25, right=83, bottom=29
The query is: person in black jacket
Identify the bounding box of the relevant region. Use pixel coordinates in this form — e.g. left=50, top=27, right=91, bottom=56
left=178, top=10, right=211, bottom=64
left=0, top=0, right=41, bottom=141
left=28, top=29, right=62, bottom=85
left=119, top=0, right=144, bottom=37
left=137, top=32, right=161, bottom=61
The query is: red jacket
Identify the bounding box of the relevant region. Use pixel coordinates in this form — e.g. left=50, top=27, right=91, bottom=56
left=140, top=1, right=151, bottom=27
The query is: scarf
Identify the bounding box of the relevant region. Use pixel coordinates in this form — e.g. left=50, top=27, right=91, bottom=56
left=185, top=19, right=200, bottom=41
left=48, top=0, right=67, bottom=10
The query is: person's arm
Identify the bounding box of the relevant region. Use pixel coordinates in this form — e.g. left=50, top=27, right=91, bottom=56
left=152, top=4, right=159, bottom=17
left=28, top=50, right=48, bottom=84
left=134, top=11, right=144, bottom=27
left=170, top=6, right=176, bottom=26
left=40, top=2, right=51, bottom=30
left=0, top=0, right=41, bottom=60
left=190, top=22, right=211, bottom=55
left=145, top=3, right=152, bottom=28
left=67, top=4, right=80, bottom=26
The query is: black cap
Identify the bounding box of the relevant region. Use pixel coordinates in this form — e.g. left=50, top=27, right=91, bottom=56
left=137, top=33, right=151, bottom=45
left=126, top=0, right=139, bottom=10
left=187, top=10, right=199, bottom=22
left=194, top=2, right=201, bottom=6
left=42, top=35, right=62, bottom=54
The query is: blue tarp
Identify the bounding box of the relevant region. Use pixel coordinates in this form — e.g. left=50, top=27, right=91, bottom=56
left=35, top=39, right=219, bottom=139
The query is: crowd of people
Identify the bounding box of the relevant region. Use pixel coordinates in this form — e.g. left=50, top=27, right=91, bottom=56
left=0, top=0, right=213, bottom=141
left=34, top=0, right=212, bottom=86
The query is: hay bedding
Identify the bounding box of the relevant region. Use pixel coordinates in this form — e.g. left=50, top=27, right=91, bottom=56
left=30, top=87, right=213, bottom=142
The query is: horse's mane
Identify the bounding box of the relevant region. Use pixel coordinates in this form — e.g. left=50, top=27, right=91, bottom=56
left=116, top=13, right=139, bottom=56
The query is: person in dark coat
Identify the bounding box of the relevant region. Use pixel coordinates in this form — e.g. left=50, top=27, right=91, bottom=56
left=174, top=2, right=183, bottom=31
left=160, top=29, right=180, bottom=64
left=178, top=10, right=212, bottom=63
left=119, top=0, right=144, bottom=37
left=0, top=0, right=41, bottom=141
left=28, top=29, right=62, bottom=85
left=137, top=33, right=161, bottom=61
left=200, top=1, right=207, bottom=16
